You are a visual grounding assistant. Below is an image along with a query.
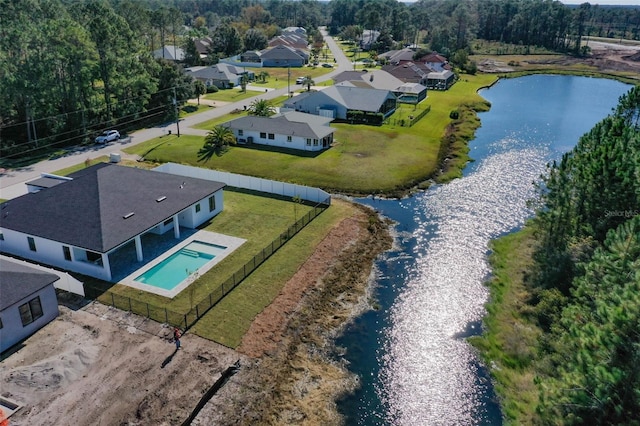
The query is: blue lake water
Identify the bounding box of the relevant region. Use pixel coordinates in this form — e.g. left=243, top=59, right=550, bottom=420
left=336, top=75, right=633, bottom=425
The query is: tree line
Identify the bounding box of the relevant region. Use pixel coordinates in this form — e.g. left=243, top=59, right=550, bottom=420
left=513, top=85, right=640, bottom=424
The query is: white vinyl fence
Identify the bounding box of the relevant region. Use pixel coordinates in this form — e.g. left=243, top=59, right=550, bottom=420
left=153, top=163, right=331, bottom=205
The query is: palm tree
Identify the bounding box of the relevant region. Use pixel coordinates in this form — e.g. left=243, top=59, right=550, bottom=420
left=198, top=125, right=236, bottom=161
left=301, top=76, right=315, bottom=92
left=248, top=99, right=276, bottom=116
left=257, top=71, right=269, bottom=83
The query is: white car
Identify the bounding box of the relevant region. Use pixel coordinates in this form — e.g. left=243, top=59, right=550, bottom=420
left=95, top=130, right=120, bottom=144
left=296, top=77, right=305, bottom=84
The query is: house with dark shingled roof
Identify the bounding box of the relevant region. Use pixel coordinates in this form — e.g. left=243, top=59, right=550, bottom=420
left=0, top=258, right=60, bottom=353
left=0, top=163, right=225, bottom=282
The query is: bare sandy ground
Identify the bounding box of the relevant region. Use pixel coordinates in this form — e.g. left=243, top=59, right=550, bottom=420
left=0, top=200, right=388, bottom=425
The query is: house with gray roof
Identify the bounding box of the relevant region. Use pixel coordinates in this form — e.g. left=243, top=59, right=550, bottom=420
left=0, top=164, right=225, bottom=282
left=153, top=46, right=185, bottom=62
left=185, top=63, right=254, bottom=89
left=333, top=70, right=428, bottom=105
left=222, top=112, right=335, bottom=151
left=0, top=258, right=59, bottom=353
left=260, top=45, right=307, bottom=68
left=282, top=85, right=397, bottom=124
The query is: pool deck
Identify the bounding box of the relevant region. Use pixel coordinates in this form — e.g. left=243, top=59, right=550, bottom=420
left=119, top=230, right=245, bottom=298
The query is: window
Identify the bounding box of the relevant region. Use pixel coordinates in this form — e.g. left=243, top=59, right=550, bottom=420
left=63, top=246, right=72, bottom=261
left=209, top=196, right=216, bottom=212
left=27, top=236, right=36, bottom=252
left=238, top=129, right=243, bottom=136
left=0, top=232, right=4, bottom=240
left=19, top=296, right=43, bottom=326
left=260, top=132, right=266, bottom=139
left=287, top=136, right=292, bottom=142
left=0, top=317, right=3, bottom=329
left=313, top=139, right=319, bottom=146
left=306, top=138, right=311, bottom=146
left=268, top=133, right=274, bottom=140
left=195, top=203, right=201, bottom=213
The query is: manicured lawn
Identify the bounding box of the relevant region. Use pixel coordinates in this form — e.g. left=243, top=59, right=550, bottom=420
left=95, top=189, right=316, bottom=315
left=191, top=198, right=354, bottom=347
left=203, top=88, right=258, bottom=103
left=124, top=73, right=497, bottom=194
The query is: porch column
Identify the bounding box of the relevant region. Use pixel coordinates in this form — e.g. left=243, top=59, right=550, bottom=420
left=173, top=215, right=180, bottom=239
left=135, top=235, right=143, bottom=262
left=102, top=253, right=112, bottom=281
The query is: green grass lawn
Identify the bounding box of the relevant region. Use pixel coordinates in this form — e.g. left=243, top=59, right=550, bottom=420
left=94, top=189, right=315, bottom=313
left=125, top=73, right=497, bottom=194
left=191, top=198, right=354, bottom=347
left=469, top=225, right=541, bottom=425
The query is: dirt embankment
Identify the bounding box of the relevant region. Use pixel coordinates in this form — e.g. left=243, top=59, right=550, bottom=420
left=193, top=202, right=393, bottom=425
left=0, top=201, right=392, bottom=426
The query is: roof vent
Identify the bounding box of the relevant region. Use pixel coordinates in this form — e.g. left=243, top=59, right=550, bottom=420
left=156, top=196, right=167, bottom=202
left=123, top=212, right=135, bottom=219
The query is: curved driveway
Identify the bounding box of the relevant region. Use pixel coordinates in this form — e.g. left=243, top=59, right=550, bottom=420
left=0, top=28, right=350, bottom=199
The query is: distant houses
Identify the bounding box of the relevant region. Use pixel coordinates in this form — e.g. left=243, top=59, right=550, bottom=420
left=185, top=63, right=254, bottom=89
left=378, top=48, right=456, bottom=90
left=223, top=112, right=335, bottom=151
left=153, top=45, right=185, bottom=62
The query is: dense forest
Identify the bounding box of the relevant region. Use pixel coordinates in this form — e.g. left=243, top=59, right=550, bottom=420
left=1, top=0, right=639, bottom=164
left=500, top=86, right=639, bottom=424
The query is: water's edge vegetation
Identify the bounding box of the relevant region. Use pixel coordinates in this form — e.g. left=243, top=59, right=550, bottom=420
left=472, top=85, right=640, bottom=425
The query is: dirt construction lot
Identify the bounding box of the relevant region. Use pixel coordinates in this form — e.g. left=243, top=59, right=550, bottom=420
left=0, top=202, right=387, bottom=425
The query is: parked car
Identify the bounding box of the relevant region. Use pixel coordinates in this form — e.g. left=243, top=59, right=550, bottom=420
left=296, top=77, right=305, bottom=84
left=95, top=130, right=120, bottom=144
left=321, top=63, right=333, bottom=68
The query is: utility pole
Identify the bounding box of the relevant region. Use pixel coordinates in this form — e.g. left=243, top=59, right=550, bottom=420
left=287, top=66, right=291, bottom=97
left=173, top=87, right=180, bottom=137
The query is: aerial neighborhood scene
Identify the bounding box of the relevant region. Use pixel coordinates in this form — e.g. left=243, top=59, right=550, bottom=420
left=1, top=0, right=640, bottom=424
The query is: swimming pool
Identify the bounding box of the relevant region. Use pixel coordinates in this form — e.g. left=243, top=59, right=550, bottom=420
left=134, top=241, right=226, bottom=290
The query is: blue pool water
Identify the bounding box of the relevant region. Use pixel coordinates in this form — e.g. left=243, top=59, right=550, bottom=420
left=134, top=241, right=226, bottom=290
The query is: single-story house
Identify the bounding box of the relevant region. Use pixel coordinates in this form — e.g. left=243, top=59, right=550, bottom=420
left=282, top=27, right=307, bottom=37
left=0, top=258, right=60, bottom=353
left=0, top=163, right=225, bottom=282
left=418, top=52, right=451, bottom=72
left=378, top=48, right=417, bottom=64
left=223, top=111, right=335, bottom=151
left=268, top=33, right=309, bottom=50
left=194, top=37, right=214, bottom=59
left=381, top=61, right=432, bottom=85
left=333, top=70, right=428, bottom=104
left=260, top=45, right=308, bottom=68
left=282, top=85, right=397, bottom=121
left=153, top=46, right=185, bottom=62
left=185, top=63, right=254, bottom=89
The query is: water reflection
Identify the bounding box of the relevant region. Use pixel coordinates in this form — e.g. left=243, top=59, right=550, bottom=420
left=337, top=75, right=632, bottom=425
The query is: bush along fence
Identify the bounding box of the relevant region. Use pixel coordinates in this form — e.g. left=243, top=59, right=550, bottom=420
left=84, top=197, right=330, bottom=334
left=385, top=105, right=431, bottom=127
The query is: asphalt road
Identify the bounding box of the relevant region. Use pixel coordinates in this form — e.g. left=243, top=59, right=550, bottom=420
left=0, top=29, right=352, bottom=200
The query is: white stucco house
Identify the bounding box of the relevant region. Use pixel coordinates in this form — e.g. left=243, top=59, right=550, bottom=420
left=0, top=163, right=226, bottom=282
left=222, top=111, right=335, bottom=151
left=0, top=258, right=60, bottom=353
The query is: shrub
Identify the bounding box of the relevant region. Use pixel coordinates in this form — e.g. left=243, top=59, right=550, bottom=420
left=206, top=85, right=219, bottom=93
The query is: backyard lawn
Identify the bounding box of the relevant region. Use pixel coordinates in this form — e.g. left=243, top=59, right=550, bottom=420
left=124, top=73, right=497, bottom=194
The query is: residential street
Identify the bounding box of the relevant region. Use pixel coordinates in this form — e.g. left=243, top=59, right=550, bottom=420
left=0, top=29, right=350, bottom=200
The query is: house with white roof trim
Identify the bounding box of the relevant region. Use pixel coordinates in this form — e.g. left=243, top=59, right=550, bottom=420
left=0, top=164, right=225, bottom=282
